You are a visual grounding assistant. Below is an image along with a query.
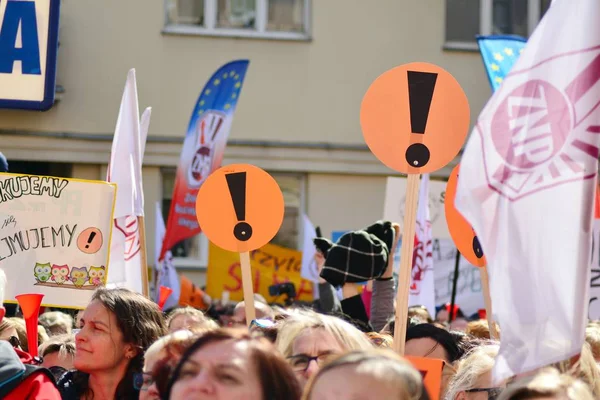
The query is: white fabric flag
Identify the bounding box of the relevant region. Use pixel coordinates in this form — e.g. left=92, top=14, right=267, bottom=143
left=409, top=174, right=435, bottom=315
left=455, top=0, right=600, bottom=380
left=155, top=202, right=180, bottom=310
left=106, top=69, right=149, bottom=293
left=300, top=214, right=320, bottom=299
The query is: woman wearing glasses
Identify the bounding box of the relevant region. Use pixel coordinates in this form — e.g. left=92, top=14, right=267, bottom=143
left=444, top=344, right=503, bottom=400
left=276, top=310, right=374, bottom=388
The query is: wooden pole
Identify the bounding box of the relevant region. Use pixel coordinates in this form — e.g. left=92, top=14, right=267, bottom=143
left=480, top=265, right=499, bottom=340
left=393, top=174, right=421, bottom=355
left=239, top=251, right=256, bottom=326
left=138, top=216, right=150, bottom=297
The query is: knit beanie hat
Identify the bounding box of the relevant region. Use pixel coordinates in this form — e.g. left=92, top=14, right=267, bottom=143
left=314, top=220, right=395, bottom=288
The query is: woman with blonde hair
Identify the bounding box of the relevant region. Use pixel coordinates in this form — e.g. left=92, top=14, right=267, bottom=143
left=302, top=349, right=429, bottom=400
left=553, top=341, right=600, bottom=397
left=498, top=368, right=594, bottom=400
left=276, top=309, right=373, bottom=388
left=166, top=306, right=217, bottom=333
left=445, top=344, right=501, bottom=400
left=138, top=330, right=195, bottom=400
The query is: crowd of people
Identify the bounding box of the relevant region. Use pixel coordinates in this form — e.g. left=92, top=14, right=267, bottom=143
left=1, top=220, right=599, bottom=399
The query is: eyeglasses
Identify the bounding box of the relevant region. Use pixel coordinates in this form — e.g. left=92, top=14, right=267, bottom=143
left=7, top=336, right=20, bottom=348
left=465, top=387, right=502, bottom=400
left=133, top=373, right=154, bottom=391
left=287, top=353, right=336, bottom=372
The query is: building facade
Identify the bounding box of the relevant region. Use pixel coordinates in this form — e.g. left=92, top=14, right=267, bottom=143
left=0, top=0, right=550, bottom=287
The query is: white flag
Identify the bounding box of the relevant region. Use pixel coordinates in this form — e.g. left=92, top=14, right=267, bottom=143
left=106, top=69, right=148, bottom=293
left=455, top=0, right=600, bottom=381
left=155, top=202, right=180, bottom=310
left=300, top=214, right=320, bottom=299
left=409, top=174, right=435, bottom=315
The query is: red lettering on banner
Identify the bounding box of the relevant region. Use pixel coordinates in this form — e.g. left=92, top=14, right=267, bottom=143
left=224, top=262, right=242, bottom=292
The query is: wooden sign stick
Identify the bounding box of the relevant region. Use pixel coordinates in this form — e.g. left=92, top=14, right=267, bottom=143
left=239, top=251, right=256, bottom=326
left=138, top=215, right=150, bottom=297
left=479, top=265, right=499, bottom=340
left=393, top=173, right=421, bottom=354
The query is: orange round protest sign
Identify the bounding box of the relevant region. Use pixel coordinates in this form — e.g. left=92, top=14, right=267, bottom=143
left=360, top=62, right=470, bottom=174
left=195, top=164, right=284, bottom=253
left=445, top=165, right=486, bottom=267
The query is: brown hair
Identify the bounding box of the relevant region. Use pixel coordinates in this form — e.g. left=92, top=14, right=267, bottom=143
left=71, top=288, right=167, bottom=399
left=166, top=306, right=215, bottom=331
left=39, top=333, right=76, bottom=359
left=8, top=317, right=48, bottom=352
left=466, top=320, right=491, bottom=339
left=165, top=328, right=301, bottom=400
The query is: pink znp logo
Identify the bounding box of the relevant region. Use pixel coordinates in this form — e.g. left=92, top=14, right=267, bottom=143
left=187, top=111, right=226, bottom=188
left=114, top=216, right=140, bottom=261
left=481, top=48, right=600, bottom=201
left=410, top=221, right=432, bottom=295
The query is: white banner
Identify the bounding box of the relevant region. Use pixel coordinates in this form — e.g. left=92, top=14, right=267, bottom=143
left=383, top=176, right=450, bottom=238
left=0, top=173, right=116, bottom=308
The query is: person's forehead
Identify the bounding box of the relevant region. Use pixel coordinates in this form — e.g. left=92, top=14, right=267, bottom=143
left=192, top=340, right=250, bottom=365
left=83, top=301, right=110, bottom=321
left=293, top=328, right=341, bottom=352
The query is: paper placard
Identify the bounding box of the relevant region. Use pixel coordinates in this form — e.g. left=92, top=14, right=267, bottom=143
left=0, top=173, right=116, bottom=308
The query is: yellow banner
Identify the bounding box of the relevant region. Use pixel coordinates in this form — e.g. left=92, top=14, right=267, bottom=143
left=207, top=242, right=314, bottom=303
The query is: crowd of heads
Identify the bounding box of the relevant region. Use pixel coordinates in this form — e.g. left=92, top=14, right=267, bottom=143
left=1, top=217, right=599, bottom=399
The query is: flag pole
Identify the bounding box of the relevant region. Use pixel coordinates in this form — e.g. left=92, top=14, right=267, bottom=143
left=138, top=216, right=149, bottom=297
left=449, top=250, right=460, bottom=322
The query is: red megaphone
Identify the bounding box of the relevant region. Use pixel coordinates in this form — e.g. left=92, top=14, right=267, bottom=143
left=158, top=286, right=173, bottom=311
left=15, top=294, right=44, bottom=358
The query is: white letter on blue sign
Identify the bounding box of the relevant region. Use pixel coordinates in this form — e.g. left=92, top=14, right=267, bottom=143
left=0, top=1, right=41, bottom=75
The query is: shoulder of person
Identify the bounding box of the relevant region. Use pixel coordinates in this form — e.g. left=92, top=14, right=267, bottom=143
left=56, top=369, right=84, bottom=400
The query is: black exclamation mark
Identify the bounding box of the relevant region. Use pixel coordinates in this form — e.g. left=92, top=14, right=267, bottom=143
left=85, top=232, right=96, bottom=249
left=405, top=71, right=438, bottom=168
left=226, top=172, right=253, bottom=242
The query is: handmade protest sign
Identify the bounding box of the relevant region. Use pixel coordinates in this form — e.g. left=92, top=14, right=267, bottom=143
left=445, top=164, right=498, bottom=339
left=361, top=62, right=470, bottom=354
left=196, top=164, right=284, bottom=324
left=206, top=242, right=314, bottom=303
left=0, top=173, right=116, bottom=309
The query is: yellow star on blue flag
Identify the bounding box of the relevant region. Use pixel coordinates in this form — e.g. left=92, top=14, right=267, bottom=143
left=476, top=35, right=527, bottom=92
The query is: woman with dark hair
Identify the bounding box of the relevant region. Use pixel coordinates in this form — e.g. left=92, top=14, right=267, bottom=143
left=57, top=288, right=167, bottom=399
left=162, top=328, right=301, bottom=400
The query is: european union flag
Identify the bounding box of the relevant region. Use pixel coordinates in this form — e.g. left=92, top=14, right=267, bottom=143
left=477, top=35, right=527, bottom=92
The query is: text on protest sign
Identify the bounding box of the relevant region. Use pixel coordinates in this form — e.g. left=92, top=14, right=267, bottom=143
left=0, top=173, right=116, bottom=309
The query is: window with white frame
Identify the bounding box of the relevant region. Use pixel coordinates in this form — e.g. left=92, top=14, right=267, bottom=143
left=164, top=0, right=310, bottom=40
left=445, top=0, right=552, bottom=49
left=161, top=169, right=304, bottom=267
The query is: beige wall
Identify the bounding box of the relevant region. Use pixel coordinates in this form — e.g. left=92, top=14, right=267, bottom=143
left=0, top=0, right=490, bottom=146
left=307, top=173, right=387, bottom=236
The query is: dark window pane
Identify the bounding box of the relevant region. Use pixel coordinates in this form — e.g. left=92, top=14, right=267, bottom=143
left=445, top=0, right=480, bottom=43
left=492, top=0, right=528, bottom=36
